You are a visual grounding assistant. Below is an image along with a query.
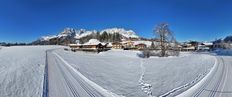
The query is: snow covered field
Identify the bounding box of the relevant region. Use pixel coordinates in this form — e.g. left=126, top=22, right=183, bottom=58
left=143, top=53, right=215, bottom=96
left=55, top=49, right=216, bottom=97
left=0, top=46, right=216, bottom=97
left=0, top=46, right=61, bottom=97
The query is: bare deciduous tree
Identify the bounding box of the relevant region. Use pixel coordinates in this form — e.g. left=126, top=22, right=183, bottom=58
left=154, top=23, right=178, bottom=57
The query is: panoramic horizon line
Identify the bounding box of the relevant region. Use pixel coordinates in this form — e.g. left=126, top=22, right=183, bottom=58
left=0, top=26, right=228, bottom=43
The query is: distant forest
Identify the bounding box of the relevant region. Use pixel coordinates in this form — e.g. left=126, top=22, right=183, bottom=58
left=79, top=31, right=122, bottom=44
left=0, top=42, right=30, bottom=46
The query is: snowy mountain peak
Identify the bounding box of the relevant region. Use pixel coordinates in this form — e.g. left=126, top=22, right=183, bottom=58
left=58, top=28, right=77, bottom=37
left=101, top=28, right=139, bottom=38
left=40, top=35, right=57, bottom=41
left=37, top=27, right=140, bottom=44
left=75, top=29, right=97, bottom=39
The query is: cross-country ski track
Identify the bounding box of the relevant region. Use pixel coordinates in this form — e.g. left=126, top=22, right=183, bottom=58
left=41, top=49, right=232, bottom=97
left=178, top=56, right=232, bottom=97
left=42, top=50, right=118, bottom=97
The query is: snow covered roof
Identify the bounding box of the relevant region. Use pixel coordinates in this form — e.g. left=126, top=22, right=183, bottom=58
left=133, top=41, right=155, bottom=46
left=83, top=39, right=102, bottom=45
left=183, top=46, right=195, bottom=50
left=112, top=42, right=122, bottom=45
left=106, top=43, right=113, bottom=47
left=203, top=42, right=213, bottom=46
left=69, top=44, right=82, bottom=46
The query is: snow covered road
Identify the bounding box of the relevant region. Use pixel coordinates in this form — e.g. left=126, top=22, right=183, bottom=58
left=178, top=56, right=232, bottom=97
left=45, top=50, right=116, bottom=97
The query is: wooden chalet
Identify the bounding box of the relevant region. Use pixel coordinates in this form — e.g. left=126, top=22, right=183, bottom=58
left=135, top=43, right=147, bottom=50
left=122, top=40, right=135, bottom=48
left=112, top=42, right=123, bottom=49
left=69, top=39, right=108, bottom=53
left=69, top=44, right=82, bottom=51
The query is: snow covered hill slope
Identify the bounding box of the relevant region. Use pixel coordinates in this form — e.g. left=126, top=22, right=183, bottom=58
left=0, top=46, right=62, bottom=97
left=55, top=50, right=215, bottom=97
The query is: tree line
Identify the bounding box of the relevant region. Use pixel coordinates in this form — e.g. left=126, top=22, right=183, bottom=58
left=0, top=42, right=30, bottom=46
left=79, top=31, right=122, bottom=44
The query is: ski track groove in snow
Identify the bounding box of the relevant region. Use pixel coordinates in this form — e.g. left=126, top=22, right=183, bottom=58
left=218, top=57, right=229, bottom=97
left=193, top=60, right=218, bottom=97
left=208, top=57, right=225, bottom=97
left=177, top=55, right=232, bottom=97
left=160, top=55, right=217, bottom=97
left=175, top=55, right=218, bottom=97
left=42, top=50, right=49, bottom=97
left=54, top=54, right=97, bottom=97
left=54, top=57, right=81, bottom=97
left=160, top=71, right=208, bottom=97
left=193, top=56, right=223, bottom=97
left=52, top=52, right=120, bottom=97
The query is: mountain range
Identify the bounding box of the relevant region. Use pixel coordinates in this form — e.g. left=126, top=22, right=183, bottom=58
left=32, top=28, right=140, bottom=45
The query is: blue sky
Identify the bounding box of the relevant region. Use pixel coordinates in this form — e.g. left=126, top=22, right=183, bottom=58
left=0, top=0, right=232, bottom=43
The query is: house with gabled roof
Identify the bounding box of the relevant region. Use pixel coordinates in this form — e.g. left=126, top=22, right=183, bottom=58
left=69, top=39, right=108, bottom=52
left=112, top=42, right=123, bottom=49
